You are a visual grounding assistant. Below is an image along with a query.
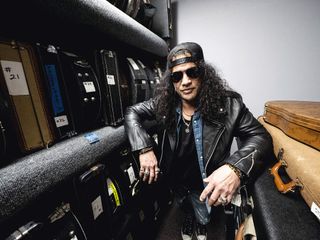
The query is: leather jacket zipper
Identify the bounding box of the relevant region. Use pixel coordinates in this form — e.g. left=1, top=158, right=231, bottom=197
left=159, top=129, right=166, bottom=166
left=235, top=149, right=257, bottom=174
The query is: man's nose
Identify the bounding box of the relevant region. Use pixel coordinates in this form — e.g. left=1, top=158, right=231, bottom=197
left=181, top=72, right=192, bottom=85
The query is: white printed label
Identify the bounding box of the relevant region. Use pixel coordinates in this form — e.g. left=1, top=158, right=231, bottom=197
left=127, top=58, right=139, bottom=70
left=54, top=115, right=69, bottom=128
left=107, top=51, right=114, bottom=58
left=311, top=202, right=320, bottom=221
left=127, top=166, right=136, bottom=184
left=107, top=75, right=115, bottom=85
left=231, top=192, right=242, bottom=207
left=91, top=195, right=103, bottom=220
left=1, top=60, right=29, bottom=96
left=142, top=80, right=146, bottom=84
left=83, top=81, right=96, bottom=93
left=71, top=235, right=78, bottom=240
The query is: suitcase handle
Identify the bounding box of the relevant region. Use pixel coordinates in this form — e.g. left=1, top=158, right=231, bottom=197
left=270, top=148, right=303, bottom=193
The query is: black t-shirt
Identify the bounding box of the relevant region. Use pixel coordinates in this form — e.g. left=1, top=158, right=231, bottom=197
left=171, top=117, right=204, bottom=191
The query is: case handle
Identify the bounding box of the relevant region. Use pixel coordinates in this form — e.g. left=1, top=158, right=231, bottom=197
left=270, top=148, right=303, bottom=193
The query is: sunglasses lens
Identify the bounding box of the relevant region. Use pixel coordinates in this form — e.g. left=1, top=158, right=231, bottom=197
left=186, top=67, right=200, bottom=78
left=171, top=71, right=183, bottom=82
left=171, top=67, right=201, bottom=82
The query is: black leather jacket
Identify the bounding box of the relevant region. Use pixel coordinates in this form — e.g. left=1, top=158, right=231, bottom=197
left=124, top=95, right=273, bottom=182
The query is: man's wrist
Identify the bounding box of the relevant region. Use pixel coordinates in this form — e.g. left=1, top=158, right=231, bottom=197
left=226, top=163, right=243, bottom=180
left=139, top=146, right=153, bottom=155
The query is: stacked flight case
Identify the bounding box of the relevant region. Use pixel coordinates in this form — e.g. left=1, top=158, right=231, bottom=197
left=142, top=63, right=161, bottom=99
left=0, top=87, right=22, bottom=164
left=123, top=57, right=149, bottom=105
left=105, top=145, right=145, bottom=240
left=0, top=40, right=56, bottom=153
left=104, top=145, right=172, bottom=240
left=59, top=50, right=102, bottom=132
left=95, top=49, right=124, bottom=126
left=35, top=43, right=77, bottom=140
left=4, top=202, right=89, bottom=240
left=36, top=43, right=103, bottom=135
left=73, top=164, right=113, bottom=240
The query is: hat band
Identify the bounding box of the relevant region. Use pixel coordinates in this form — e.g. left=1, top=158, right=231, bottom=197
left=169, top=57, right=197, bottom=68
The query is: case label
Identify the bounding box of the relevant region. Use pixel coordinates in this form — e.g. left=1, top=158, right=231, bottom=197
left=54, top=115, right=69, bottom=128
left=106, top=75, right=115, bottom=85
left=231, top=192, right=242, bottom=207
left=311, top=202, right=320, bottom=221
left=1, top=60, right=29, bottom=96
left=127, top=165, right=136, bottom=184
left=107, top=178, right=121, bottom=207
left=91, top=195, right=103, bottom=220
left=84, top=132, right=100, bottom=144
left=83, top=81, right=96, bottom=93
left=45, top=64, right=64, bottom=115
left=107, top=51, right=114, bottom=58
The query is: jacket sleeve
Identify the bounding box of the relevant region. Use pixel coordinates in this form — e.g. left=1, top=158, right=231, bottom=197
left=225, top=97, right=273, bottom=181
left=124, top=98, right=157, bottom=152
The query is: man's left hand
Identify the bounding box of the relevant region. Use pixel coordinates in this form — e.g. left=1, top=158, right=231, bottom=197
left=199, top=164, right=241, bottom=206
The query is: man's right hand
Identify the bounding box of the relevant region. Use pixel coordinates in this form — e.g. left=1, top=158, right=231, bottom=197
left=139, top=150, right=160, bottom=184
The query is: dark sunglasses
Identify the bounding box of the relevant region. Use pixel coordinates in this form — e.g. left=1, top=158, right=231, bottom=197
left=170, top=66, right=201, bottom=83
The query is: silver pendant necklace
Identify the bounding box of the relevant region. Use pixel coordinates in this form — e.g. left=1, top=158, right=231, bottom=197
left=182, top=116, right=191, bottom=133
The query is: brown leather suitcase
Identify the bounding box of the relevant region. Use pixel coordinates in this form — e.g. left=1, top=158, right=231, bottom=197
left=264, top=100, right=320, bottom=151
left=0, top=40, right=55, bottom=152
left=258, top=117, right=320, bottom=221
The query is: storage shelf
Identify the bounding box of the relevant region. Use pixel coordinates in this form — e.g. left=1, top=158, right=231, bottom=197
left=0, top=126, right=127, bottom=223
left=0, top=0, right=168, bottom=57
left=0, top=0, right=167, bottom=225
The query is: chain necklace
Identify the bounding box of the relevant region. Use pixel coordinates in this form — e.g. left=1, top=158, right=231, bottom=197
left=182, top=116, right=191, bottom=133
left=182, top=110, right=193, bottom=117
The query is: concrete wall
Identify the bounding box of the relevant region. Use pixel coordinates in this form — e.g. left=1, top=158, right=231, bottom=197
left=171, top=0, right=320, bottom=117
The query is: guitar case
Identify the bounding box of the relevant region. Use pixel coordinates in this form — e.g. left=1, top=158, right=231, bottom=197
left=259, top=116, right=320, bottom=221
left=264, top=100, right=320, bottom=150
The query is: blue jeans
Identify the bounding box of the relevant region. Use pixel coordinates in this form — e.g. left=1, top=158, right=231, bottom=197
left=175, top=189, right=211, bottom=225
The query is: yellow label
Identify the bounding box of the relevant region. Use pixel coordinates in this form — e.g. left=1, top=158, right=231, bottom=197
left=107, top=178, right=121, bottom=207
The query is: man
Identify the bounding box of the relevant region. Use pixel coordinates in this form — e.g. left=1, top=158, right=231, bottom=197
left=124, top=42, right=272, bottom=240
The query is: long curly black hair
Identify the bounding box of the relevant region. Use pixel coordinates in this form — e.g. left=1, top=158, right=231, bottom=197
left=154, top=61, right=236, bottom=132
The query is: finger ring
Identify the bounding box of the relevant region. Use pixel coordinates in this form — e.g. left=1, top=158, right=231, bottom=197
left=218, top=196, right=227, bottom=204
left=220, top=196, right=227, bottom=201
left=144, top=170, right=150, bottom=176
left=155, top=168, right=160, bottom=173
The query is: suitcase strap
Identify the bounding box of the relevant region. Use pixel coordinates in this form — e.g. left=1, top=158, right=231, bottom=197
left=270, top=148, right=303, bottom=193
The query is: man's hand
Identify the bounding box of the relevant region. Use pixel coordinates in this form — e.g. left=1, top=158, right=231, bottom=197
left=139, top=150, right=160, bottom=184
left=199, top=164, right=241, bottom=206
